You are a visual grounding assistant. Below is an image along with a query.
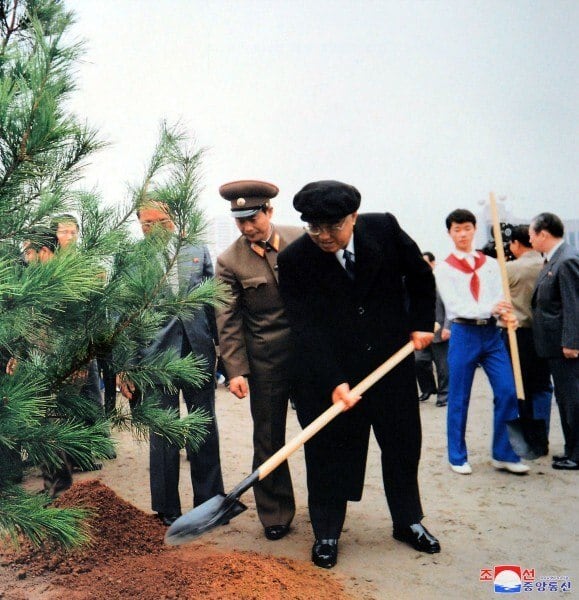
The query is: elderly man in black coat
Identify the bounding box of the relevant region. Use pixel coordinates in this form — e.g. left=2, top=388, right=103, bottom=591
left=278, top=180, right=440, bottom=569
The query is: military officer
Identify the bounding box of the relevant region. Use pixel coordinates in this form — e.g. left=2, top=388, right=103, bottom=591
left=216, top=180, right=302, bottom=540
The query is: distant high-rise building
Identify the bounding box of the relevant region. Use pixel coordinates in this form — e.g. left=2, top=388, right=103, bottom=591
left=563, top=218, right=579, bottom=251
left=206, top=216, right=239, bottom=262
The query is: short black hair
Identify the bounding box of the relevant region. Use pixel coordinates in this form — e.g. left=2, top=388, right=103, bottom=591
left=25, top=226, right=58, bottom=253
left=510, top=225, right=532, bottom=248
left=422, top=251, right=435, bottom=262
left=445, top=209, right=476, bottom=231
left=531, top=212, right=564, bottom=238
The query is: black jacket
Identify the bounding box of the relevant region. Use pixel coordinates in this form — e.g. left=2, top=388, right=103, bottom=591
left=278, top=212, right=435, bottom=500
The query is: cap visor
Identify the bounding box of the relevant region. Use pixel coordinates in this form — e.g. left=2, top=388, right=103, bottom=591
left=231, top=208, right=260, bottom=218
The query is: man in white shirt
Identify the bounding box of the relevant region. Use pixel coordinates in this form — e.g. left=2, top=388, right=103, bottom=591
left=435, top=209, right=529, bottom=475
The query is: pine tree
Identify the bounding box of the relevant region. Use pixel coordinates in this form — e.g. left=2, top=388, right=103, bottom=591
left=0, top=0, right=220, bottom=548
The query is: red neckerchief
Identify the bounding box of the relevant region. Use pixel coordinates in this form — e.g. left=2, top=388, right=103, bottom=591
left=445, top=251, right=486, bottom=301
left=250, top=232, right=280, bottom=257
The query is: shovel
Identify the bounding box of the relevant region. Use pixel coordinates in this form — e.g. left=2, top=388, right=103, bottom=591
left=165, top=339, right=416, bottom=545
left=489, top=193, right=547, bottom=459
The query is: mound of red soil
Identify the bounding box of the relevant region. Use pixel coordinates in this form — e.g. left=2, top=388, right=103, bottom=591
left=1, top=480, right=352, bottom=599
left=4, top=479, right=167, bottom=577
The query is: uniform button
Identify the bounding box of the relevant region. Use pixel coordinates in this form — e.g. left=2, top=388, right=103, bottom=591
left=366, top=344, right=373, bottom=351
left=358, top=306, right=365, bottom=315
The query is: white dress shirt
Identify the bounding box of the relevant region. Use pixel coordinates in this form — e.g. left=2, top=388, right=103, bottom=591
left=545, top=239, right=564, bottom=262
left=434, top=250, right=504, bottom=321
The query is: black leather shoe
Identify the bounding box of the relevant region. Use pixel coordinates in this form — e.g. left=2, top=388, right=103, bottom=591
left=418, top=392, right=432, bottom=402
left=393, top=523, right=441, bottom=553
left=552, top=458, right=579, bottom=470
left=264, top=525, right=290, bottom=540
left=552, top=454, right=568, bottom=462
left=312, top=539, right=338, bottom=569
left=435, top=400, right=447, bottom=407
left=159, top=513, right=181, bottom=526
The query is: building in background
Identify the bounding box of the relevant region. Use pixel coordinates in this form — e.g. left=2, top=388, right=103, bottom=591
left=206, top=216, right=239, bottom=264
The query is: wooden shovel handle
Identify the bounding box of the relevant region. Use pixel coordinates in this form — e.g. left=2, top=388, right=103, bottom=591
left=489, top=192, right=525, bottom=400
left=258, top=340, right=415, bottom=480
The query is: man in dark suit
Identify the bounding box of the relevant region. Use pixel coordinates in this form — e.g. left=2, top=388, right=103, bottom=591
left=415, top=251, right=450, bottom=407
left=216, top=180, right=301, bottom=541
left=530, top=212, right=579, bottom=471
left=120, top=202, right=225, bottom=523
left=278, top=180, right=440, bottom=569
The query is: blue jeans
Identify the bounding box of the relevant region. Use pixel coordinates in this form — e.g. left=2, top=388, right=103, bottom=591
left=447, top=323, right=521, bottom=465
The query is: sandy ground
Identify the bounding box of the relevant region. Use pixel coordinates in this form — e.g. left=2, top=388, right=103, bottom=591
left=6, top=368, right=579, bottom=599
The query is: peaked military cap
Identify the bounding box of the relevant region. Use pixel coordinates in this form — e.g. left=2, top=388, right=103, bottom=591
left=293, top=180, right=361, bottom=222
left=219, top=180, right=279, bottom=218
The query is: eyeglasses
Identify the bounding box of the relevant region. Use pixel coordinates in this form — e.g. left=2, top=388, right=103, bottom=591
left=304, top=218, right=347, bottom=236
left=140, top=218, right=172, bottom=228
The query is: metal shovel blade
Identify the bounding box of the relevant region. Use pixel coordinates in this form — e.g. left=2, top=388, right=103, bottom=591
left=510, top=417, right=548, bottom=460
left=506, top=419, right=537, bottom=460
left=164, top=493, right=248, bottom=546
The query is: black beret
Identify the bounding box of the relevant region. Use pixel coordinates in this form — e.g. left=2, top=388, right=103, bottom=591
left=293, top=180, right=361, bottom=222
left=219, top=180, right=279, bottom=218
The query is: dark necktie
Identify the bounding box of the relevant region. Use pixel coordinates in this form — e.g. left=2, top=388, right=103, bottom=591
left=343, top=249, right=355, bottom=280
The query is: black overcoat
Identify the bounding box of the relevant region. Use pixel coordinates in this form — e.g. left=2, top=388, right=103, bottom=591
left=278, top=213, right=435, bottom=504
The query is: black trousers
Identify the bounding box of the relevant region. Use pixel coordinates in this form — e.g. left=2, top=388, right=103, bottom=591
left=143, top=336, right=224, bottom=514
left=415, top=342, right=449, bottom=401
left=300, top=378, right=424, bottom=541
left=98, top=353, right=117, bottom=416
left=549, top=357, right=579, bottom=462
left=309, top=500, right=348, bottom=539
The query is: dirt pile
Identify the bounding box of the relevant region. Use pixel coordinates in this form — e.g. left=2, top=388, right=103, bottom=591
left=3, top=479, right=166, bottom=577
left=1, top=480, right=352, bottom=599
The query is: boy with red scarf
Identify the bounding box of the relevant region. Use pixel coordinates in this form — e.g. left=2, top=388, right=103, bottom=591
left=435, top=209, right=529, bottom=475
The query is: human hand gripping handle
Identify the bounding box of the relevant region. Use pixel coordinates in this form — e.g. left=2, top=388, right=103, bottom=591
left=332, top=383, right=362, bottom=410
left=411, top=331, right=435, bottom=350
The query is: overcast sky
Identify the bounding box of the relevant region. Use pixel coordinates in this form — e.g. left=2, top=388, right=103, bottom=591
left=70, top=0, right=578, bottom=258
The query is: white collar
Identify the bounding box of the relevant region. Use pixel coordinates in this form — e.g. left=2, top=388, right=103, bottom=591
left=336, top=237, right=355, bottom=260
left=545, top=240, right=564, bottom=262
left=452, top=249, right=477, bottom=260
